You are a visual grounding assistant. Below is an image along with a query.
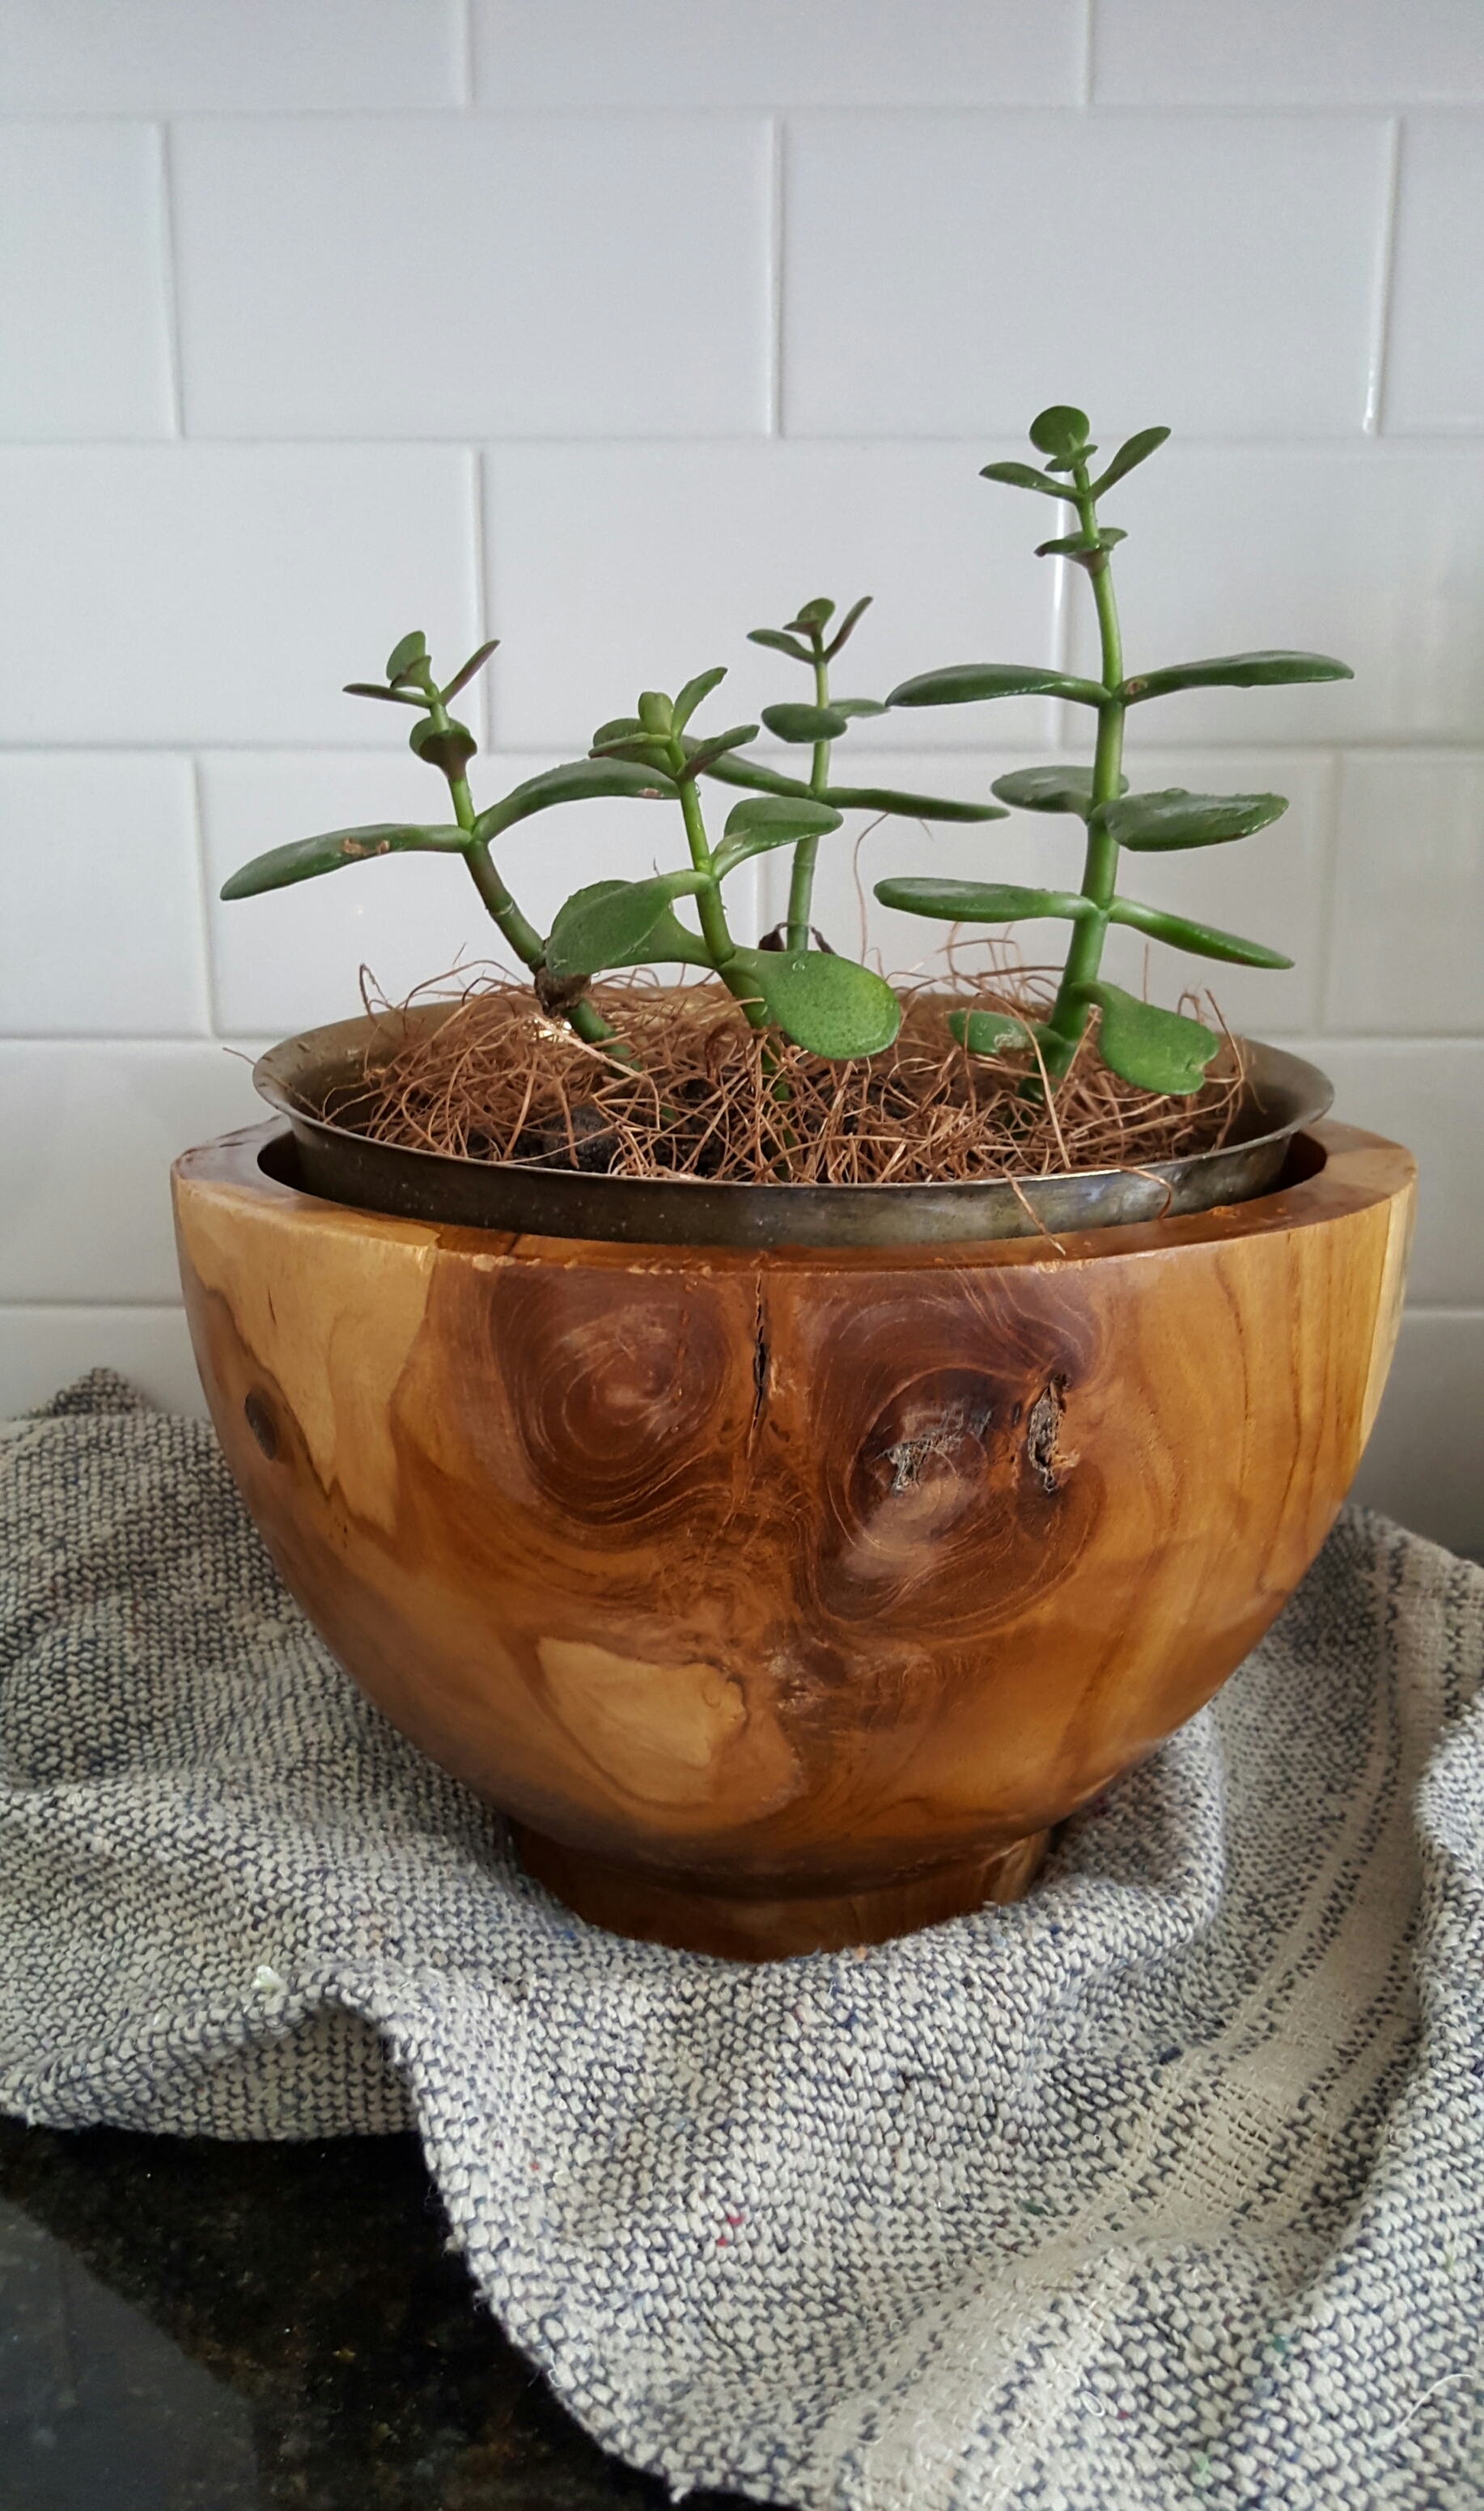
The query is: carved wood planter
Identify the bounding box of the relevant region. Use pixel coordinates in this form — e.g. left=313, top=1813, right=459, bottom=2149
left=173, top=1116, right=1413, bottom=1961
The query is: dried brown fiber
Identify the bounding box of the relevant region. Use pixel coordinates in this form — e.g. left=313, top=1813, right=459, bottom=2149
left=324, top=956, right=1247, bottom=1190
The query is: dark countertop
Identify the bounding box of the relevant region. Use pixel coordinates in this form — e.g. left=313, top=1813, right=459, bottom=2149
left=0, top=2119, right=763, bottom=2511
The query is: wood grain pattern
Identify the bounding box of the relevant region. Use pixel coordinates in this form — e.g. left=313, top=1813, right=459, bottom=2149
left=173, top=1120, right=1414, bottom=1960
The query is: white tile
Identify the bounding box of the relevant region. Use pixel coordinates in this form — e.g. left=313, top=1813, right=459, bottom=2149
left=0, top=2, right=463, bottom=111
left=784, top=115, right=1389, bottom=438
left=1349, top=1309, right=1484, bottom=1558
left=0, top=1043, right=267, bottom=1301
left=0, top=755, right=206, bottom=1036
left=173, top=116, right=770, bottom=439
left=1093, top=0, right=1484, bottom=105
left=476, top=0, right=1082, bottom=106
left=201, top=750, right=757, bottom=1037
left=1386, top=116, right=1484, bottom=434
left=0, top=1306, right=206, bottom=1420
left=483, top=443, right=1058, bottom=754
left=1273, top=1038, right=1484, bottom=1308
left=0, top=448, right=480, bottom=746
left=0, top=122, right=172, bottom=440
left=1327, top=753, right=1484, bottom=1034
left=1064, top=447, right=1484, bottom=744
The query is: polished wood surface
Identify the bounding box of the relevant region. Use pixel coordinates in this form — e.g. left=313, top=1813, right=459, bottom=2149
left=173, top=1121, right=1414, bottom=1960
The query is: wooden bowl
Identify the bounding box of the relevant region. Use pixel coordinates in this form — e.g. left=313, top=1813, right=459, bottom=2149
left=173, top=1119, right=1414, bottom=1960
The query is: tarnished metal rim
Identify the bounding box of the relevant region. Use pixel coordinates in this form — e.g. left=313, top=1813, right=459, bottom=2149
left=254, top=1005, right=1333, bottom=1249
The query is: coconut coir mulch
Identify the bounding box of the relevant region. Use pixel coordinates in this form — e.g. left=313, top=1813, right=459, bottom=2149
left=329, top=965, right=1245, bottom=1190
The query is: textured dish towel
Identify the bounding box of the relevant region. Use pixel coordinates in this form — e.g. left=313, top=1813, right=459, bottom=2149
left=2, top=1373, right=1481, bottom=2511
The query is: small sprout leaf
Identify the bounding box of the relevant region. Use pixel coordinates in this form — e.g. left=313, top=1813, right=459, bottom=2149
left=821, top=783, right=1007, bottom=822
left=589, top=732, right=674, bottom=769
left=1108, top=899, right=1293, bottom=968
left=823, top=594, right=873, bottom=658
left=385, top=630, right=427, bottom=685
left=671, top=665, right=727, bottom=732
left=1034, top=528, right=1127, bottom=564
left=761, top=702, right=850, bottom=744
left=1090, top=426, right=1171, bottom=497
left=715, top=794, right=842, bottom=876
left=473, top=757, right=676, bottom=843
left=344, top=681, right=424, bottom=707
left=220, top=822, right=467, bottom=901
left=440, top=638, right=500, bottom=702
left=979, top=460, right=1075, bottom=500
left=1121, top=650, right=1353, bottom=702
left=638, top=689, right=673, bottom=735
left=545, top=872, right=707, bottom=980
left=992, top=764, right=1126, bottom=816
left=832, top=698, right=889, bottom=718
left=948, top=1007, right=1037, bottom=1057
left=592, top=715, right=643, bottom=745
left=1029, top=404, right=1091, bottom=461
left=875, top=876, right=1094, bottom=924
left=727, top=946, right=901, bottom=1060
left=409, top=716, right=477, bottom=773
left=675, top=723, right=761, bottom=781
left=747, top=627, right=813, bottom=661
left=888, top=663, right=1109, bottom=709
left=785, top=597, right=835, bottom=630
left=1071, top=982, right=1219, bottom=1095
left=1093, top=788, right=1289, bottom=850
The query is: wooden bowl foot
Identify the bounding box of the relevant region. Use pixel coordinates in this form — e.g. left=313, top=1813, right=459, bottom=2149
left=511, top=1826, right=1050, bottom=1962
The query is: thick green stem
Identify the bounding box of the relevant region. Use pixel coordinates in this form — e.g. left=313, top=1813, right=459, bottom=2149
left=785, top=647, right=833, bottom=948
left=1037, top=465, right=1126, bottom=1080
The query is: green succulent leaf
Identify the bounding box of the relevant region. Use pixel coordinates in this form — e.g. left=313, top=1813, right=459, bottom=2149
left=1034, top=528, right=1127, bottom=563
left=1108, top=900, right=1293, bottom=968
left=473, top=757, right=676, bottom=843
left=1072, top=982, right=1219, bottom=1095
left=979, top=460, right=1077, bottom=501
left=1090, top=426, right=1171, bottom=497
left=1121, top=651, right=1353, bottom=703
left=823, top=595, right=873, bottom=658
left=591, top=714, right=642, bottom=745
left=1029, top=405, right=1092, bottom=462
left=888, top=663, right=1109, bottom=710
left=638, top=689, right=674, bottom=735
left=545, top=871, right=708, bottom=981
left=220, top=821, right=467, bottom=901
left=821, top=783, right=1007, bottom=822
left=786, top=597, right=835, bottom=631
left=548, top=881, right=713, bottom=970
left=674, top=723, right=760, bottom=782
left=589, top=732, right=674, bottom=769
left=746, top=627, right=813, bottom=663
left=832, top=698, right=888, bottom=718
left=726, top=946, right=902, bottom=1059
left=761, top=702, right=850, bottom=744
left=343, top=681, right=425, bottom=707
left=440, top=638, right=499, bottom=702
left=991, top=765, right=1126, bottom=817
left=948, top=1007, right=1038, bottom=1056
left=1092, top=788, right=1289, bottom=850
left=714, top=794, right=843, bottom=876
left=874, top=877, right=1095, bottom=925
left=385, top=630, right=428, bottom=686
left=671, top=665, right=727, bottom=732
left=409, top=715, right=477, bottom=773
left=693, top=746, right=812, bottom=797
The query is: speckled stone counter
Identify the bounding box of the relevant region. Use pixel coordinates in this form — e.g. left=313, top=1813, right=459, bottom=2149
left=0, top=2121, right=762, bottom=2511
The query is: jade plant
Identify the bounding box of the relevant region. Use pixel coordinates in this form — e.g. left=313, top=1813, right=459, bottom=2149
left=221, top=400, right=1352, bottom=1101
left=875, top=405, right=1352, bottom=1092
left=222, top=621, right=1003, bottom=1062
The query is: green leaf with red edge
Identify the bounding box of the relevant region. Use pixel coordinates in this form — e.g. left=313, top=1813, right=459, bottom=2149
left=1120, top=651, right=1352, bottom=703
left=473, top=758, right=676, bottom=843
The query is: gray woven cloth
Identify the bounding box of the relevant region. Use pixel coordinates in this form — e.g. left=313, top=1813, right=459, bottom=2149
left=2, top=1373, right=1481, bottom=2510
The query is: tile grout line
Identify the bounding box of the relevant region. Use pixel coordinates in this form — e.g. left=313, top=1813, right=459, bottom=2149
left=151, top=119, right=186, bottom=438
left=766, top=117, right=786, bottom=439
left=1364, top=116, right=1404, bottom=435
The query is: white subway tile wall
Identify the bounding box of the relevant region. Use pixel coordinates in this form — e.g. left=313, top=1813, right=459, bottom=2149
left=0, top=1, right=1479, bottom=1552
